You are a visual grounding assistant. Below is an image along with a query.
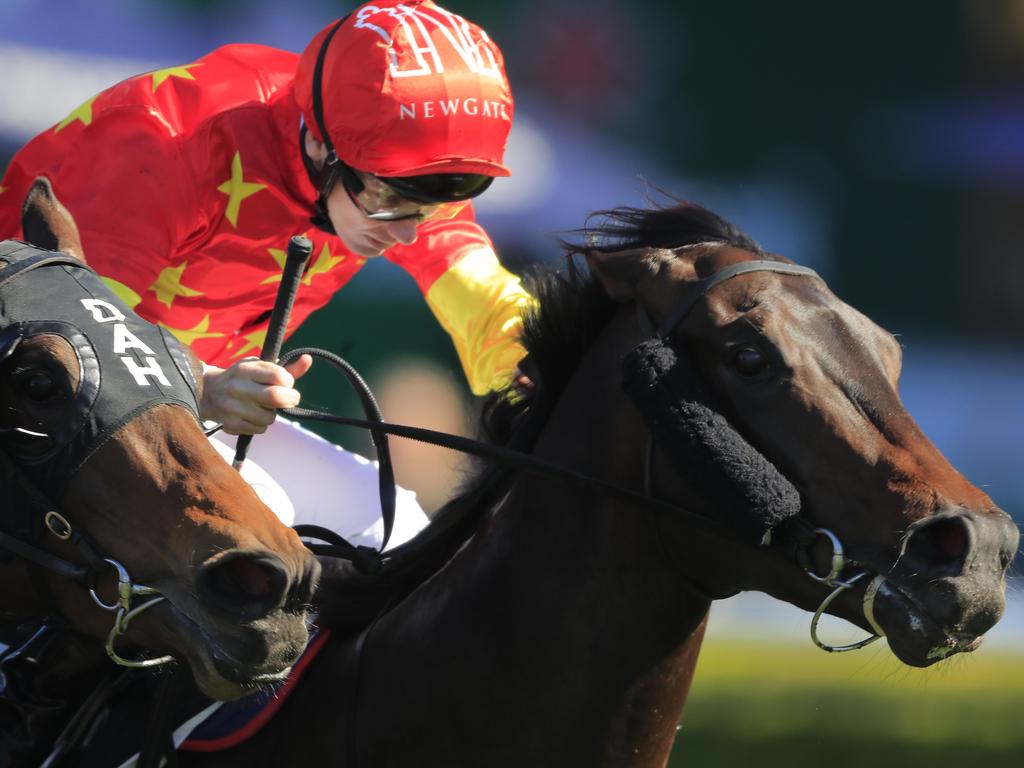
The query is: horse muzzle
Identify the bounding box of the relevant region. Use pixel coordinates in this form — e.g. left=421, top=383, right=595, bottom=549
left=863, top=508, right=1019, bottom=666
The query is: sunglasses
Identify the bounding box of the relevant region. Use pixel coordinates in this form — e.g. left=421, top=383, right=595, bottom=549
left=331, top=157, right=492, bottom=222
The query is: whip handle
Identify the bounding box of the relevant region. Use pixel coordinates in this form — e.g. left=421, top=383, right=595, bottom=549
left=232, top=235, right=312, bottom=469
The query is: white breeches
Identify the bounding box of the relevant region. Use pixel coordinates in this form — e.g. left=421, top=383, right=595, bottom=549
left=208, top=417, right=429, bottom=550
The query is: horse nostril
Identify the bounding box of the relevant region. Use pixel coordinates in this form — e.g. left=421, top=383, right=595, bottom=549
left=905, top=516, right=970, bottom=574
left=198, top=551, right=290, bottom=621
left=218, top=558, right=276, bottom=599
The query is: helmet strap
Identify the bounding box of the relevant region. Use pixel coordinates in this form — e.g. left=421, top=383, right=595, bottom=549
left=311, top=17, right=348, bottom=162
left=310, top=174, right=339, bottom=235
left=299, top=123, right=339, bottom=234
left=306, top=15, right=349, bottom=235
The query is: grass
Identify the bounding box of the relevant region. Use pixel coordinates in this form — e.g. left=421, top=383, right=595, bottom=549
left=668, top=640, right=1024, bottom=767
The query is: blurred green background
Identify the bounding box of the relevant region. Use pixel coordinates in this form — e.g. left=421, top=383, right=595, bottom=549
left=671, top=639, right=1024, bottom=766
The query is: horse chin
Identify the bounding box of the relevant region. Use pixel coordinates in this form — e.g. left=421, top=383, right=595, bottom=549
left=868, top=579, right=995, bottom=667
left=143, top=600, right=307, bottom=701
left=187, top=649, right=294, bottom=702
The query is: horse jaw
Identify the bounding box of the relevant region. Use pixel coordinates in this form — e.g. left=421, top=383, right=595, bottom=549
left=59, top=406, right=316, bottom=699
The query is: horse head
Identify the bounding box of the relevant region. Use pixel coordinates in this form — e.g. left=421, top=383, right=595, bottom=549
left=583, top=201, right=1018, bottom=667
left=0, top=178, right=319, bottom=699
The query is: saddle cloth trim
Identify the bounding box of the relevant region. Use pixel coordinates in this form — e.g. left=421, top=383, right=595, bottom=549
left=179, top=627, right=332, bottom=752
left=113, top=626, right=332, bottom=766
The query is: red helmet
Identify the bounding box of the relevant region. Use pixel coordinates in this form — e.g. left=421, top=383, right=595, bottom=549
left=295, top=0, right=514, bottom=178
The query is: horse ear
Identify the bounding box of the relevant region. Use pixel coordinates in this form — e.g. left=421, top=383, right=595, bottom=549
left=21, top=177, right=86, bottom=263
left=586, top=247, right=669, bottom=302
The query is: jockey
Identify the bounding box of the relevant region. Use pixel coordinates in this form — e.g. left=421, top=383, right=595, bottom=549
left=0, top=0, right=532, bottom=548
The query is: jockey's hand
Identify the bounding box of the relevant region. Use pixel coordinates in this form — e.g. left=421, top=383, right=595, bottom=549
left=200, top=354, right=313, bottom=435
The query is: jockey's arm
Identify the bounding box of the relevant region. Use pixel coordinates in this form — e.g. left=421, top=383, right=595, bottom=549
left=385, top=214, right=534, bottom=395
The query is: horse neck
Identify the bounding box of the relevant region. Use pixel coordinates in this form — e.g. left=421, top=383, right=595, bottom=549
left=365, top=309, right=710, bottom=766
left=230, top=311, right=715, bottom=768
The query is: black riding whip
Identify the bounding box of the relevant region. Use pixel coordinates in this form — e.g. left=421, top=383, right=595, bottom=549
left=232, top=235, right=312, bottom=470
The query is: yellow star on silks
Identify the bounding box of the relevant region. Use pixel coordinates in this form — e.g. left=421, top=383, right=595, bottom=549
left=217, top=152, right=266, bottom=228
left=149, top=262, right=204, bottom=308
left=260, top=247, right=289, bottom=284
left=0, top=185, right=6, bottom=196
left=302, top=243, right=344, bottom=285
left=230, top=328, right=268, bottom=360
left=260, top=243, right=343, bottom=285
left=55, top=95, right=98, bottom=133
left=159, top=315, right=225, bottom=347
left=100, top=277, right=142, bottom=309
left=150, top=64, right=201, bottom=92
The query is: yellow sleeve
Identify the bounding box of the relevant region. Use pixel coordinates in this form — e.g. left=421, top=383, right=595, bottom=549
left=422, top=245, right=535, bottom=395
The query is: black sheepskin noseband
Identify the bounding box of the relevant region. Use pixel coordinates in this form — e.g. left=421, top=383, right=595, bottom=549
left=623, top=338, right=801, bottom=546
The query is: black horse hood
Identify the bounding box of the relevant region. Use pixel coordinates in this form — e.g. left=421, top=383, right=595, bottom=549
left=0, top=239, right=200, bottom=497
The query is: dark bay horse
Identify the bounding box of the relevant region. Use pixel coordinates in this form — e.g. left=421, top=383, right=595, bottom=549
left=153, top=200, right=1018, bottom=766
left=0, top=180, right=319, bottom=708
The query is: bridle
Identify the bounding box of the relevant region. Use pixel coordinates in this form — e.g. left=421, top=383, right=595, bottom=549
left=637, top=253, right=883, bottom=652
left=0, top=240, right=203, bottom=670
left=0, top=463, right=173, bottom=670
left=803, top=529, right=884, bottom=652
left=287, top=254, right=886, bottom=654
left=268, top=252, right=896, bottom=768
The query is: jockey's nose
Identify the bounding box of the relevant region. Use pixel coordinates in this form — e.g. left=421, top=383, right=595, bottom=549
left=385, top=218, right=419, bottom=245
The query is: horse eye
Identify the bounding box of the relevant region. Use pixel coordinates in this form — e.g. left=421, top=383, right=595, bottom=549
left=20, top=371, right=60, bottom=401
left=731, top=347, right=770, bottom=377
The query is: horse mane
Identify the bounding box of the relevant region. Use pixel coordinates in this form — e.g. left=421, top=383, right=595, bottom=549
left=314, top=198, right=759, bottom=633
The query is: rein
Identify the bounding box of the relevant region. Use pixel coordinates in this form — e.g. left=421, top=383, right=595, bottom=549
left=278, top=347, right=742, bottom=552
left=284, top=256, right=883, bottom=653
left=71, top=253, right=891, bottom=768
left=266, top=256, right=887, bottom=768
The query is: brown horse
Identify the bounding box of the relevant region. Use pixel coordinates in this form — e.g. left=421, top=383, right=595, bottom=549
left=0, top=180, right=318, bottom=709
left=109, top=200, right=1024, bottom=767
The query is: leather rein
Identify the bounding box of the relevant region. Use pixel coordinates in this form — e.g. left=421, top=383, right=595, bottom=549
left=73, top=255, right=886, bottom=768
left=287, top=257, right=883, bottom=652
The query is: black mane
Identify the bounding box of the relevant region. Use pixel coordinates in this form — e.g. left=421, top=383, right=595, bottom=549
left=315, top=199, right=758, bottom=631
left=484, top=197, right=762, bottom=447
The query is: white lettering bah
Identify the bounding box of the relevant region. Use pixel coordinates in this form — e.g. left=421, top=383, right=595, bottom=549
left=80, top=299, right=171, bottom=387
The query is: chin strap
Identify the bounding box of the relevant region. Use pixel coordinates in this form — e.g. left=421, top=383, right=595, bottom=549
left=304, top=15, right=350, bottom=235
left=300, top=123, right=340, bottom=236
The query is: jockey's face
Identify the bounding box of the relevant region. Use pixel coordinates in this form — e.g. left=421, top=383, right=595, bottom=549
left=303, top=130, right=421, bottom=258
left=323, top=179, right=421, bottom=258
